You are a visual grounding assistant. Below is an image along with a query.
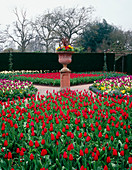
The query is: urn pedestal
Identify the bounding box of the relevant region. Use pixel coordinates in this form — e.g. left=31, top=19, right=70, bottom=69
left=57, top=51, right=74, bottom=90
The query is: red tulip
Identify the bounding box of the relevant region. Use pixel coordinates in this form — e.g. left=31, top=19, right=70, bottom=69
left=2, top=133, right=5, bottom=138
left=79, top=149, right=84, bottom=156
left=1, top=123, right=5, bottom=131
left=95, top=122, right=99, bottom=127
left=29, top=140, right=33, bottom=147
left=8, top=152, right=12, bottom=159
left=76, top=126, right=80, bottom=131
left=120, top=150, right=124, bottom=156
left=41, top=139, right=45, bottom=145
left=65, top=125, right=69, bottom=130
left=104, top=165, right=108, bottom=170
left=14, top=124, right=18, bottom=129
left=94, top=154, right=98, bottom=161
left=78, top=133, right=82, bottom=138
left=4, top=154, right=8, bottom=159
left=4, top=140, right=8, bottom=147
left=20, top=133, right=24, bottom=138
left=113, top=149, right=117, bottom=156
left=80, top=165, right=87, bottom=170
left=51, top=133, right=55, bottom=140
left=98, top=125, right=102, bottom=131
left=93, top=104, right=98, bottom=110
left=69, top=154, right=73, bottom=160
left=128, top=157, right=132, bottom=164
left=83, top=123, right=86, bottom=127
left=84, top=148, right=88, bottom=154
left=30, top=153, right=34, bottom=160
left=124, top=144, right=128, bottom=150
left=105, top=134, right=109, bottom=139
left=16, top=148, right=20, bottom=153
left=63, top=151, right=67, bottom=159
left=62, top=127, right=65, bottom=132
left=125, top=138, right=129, bottom=143
left=67, top=145, right=72, bottom=151
left=111, top=136, right=114, bottom=141
left=96, top=150, right=100, bottom=156
left=20, top=150, right=24, bottom=156
left=102, top=147, right=105, bottom=151
left=106, top=125, right=110, bottom=131
left=71, top=133, right=74, bottom=139
left=98, top=132, right=102, bottom=138
left=86, top=136, right=91, bottom=142
left=26, top=123, right=29, bottom=128
left=1, top=148, right=4, bottom=152
left=41, top=149, right=47, bottom=156
left=106, top=156, right=111, bottom=163
left=35, top=140, right=39, bottom=147
left=84, top=132, right=87, bottom=137
left=116, top=131, right=119, bottom=137
left=93, top=147, right=97, bottom=152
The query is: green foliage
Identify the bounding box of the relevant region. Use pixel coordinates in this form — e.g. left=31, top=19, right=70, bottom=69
left=80, top=19, right=114, bottom=52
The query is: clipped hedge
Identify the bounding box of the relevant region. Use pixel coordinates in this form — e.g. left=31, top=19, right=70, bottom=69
left=0, top=52, right=115, bottom=72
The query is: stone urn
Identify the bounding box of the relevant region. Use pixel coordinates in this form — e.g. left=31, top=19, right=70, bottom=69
left=57, top=51, right=74, bottom=90
left=57, top=51, right=74, bottom=72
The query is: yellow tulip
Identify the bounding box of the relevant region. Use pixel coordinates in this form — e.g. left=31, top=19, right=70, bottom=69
left=101, top=86, right=105, bottom=91
left=121, top=90, right=125, bottom=94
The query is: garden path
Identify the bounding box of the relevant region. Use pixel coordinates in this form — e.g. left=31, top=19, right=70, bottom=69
left=34, top=83, right=93, bottom=96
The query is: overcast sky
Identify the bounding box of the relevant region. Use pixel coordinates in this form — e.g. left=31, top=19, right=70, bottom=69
left=0, top=0, right=132, bottom=31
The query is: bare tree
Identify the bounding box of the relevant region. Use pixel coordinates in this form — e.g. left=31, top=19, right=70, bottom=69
left=32, top=11, right=58, bottom=52
left=0, top=30, right=6, bottom=43
left=26, top=35, right=44, bottom=52
left=53, top=7, right=94, bottom=44
left=31, top=7, right=94, bottom=52
left=0, top=26, right=7, bottom=51
left=124, top=31, right=132, bottom=51
left=6, top=8, right=34, bottom=52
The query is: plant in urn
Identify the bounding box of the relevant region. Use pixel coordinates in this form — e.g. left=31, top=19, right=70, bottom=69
left=56, top=38, right=74, bottom=72
left=56, top=38, right=74, bottom=90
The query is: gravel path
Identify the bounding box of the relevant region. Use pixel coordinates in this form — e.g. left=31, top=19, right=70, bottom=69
left=34, top=83, right=93, bottom=96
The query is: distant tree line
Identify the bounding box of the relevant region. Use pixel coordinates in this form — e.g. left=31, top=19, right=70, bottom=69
left=0, top=7, right=132, bottom=53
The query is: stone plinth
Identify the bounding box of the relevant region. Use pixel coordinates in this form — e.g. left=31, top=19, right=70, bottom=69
left=60, top=70, right=71, bottom=90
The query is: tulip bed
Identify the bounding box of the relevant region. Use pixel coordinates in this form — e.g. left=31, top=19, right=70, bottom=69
left=91, top=75, right=132, bottom=98
left=0, top=79, right=37, bottom=101
left=7, top=72, right=127, bottom=86
left=0, top=90, right=132, bottom=170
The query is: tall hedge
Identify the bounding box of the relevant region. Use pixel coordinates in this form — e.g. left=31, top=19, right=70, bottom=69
left=115, top=54, right=132, bottom=74
left=124, top=54, right=132, bottom=74
left=115, top=56, right=123, bottom=72
left=0, top=52, right=115, bottom=72
left=0, top=53, right=9, bottom=70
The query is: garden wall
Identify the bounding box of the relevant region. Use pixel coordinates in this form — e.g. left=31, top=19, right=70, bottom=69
left=0, top=52, right=115, bottom=72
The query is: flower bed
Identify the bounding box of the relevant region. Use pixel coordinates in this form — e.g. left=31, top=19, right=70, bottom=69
left=0, top=79, right=37, bottom=101
left=4, top=72, right=127, bottom=86
left=90, top=75, right=132, bottom=98
left=0, top=90, right=131, bottom=169
left=16, top=72, right=104, bottom=79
